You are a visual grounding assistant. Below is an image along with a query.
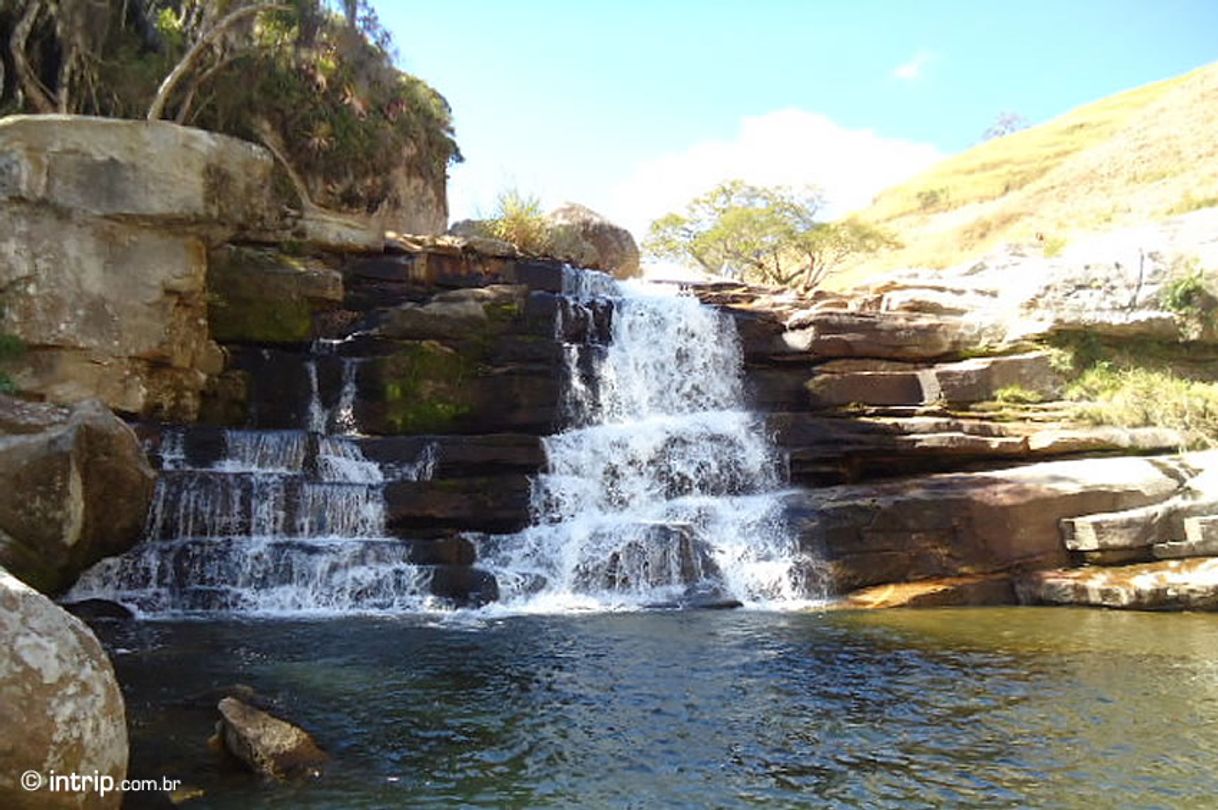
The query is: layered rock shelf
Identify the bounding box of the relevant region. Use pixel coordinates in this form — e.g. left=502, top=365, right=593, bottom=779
left=689, top=213, right=1218, bottom=611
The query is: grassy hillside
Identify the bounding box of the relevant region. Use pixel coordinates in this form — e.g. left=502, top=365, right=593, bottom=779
left=831, top=61, right=1218, bottom=288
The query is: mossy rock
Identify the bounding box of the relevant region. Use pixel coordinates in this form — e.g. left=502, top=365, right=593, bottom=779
left=207, top=247, right=342, bottom=344
left=374, top=341, right=476, bottom=433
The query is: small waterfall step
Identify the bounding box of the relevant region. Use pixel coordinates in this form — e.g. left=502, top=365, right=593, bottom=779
left=69, top=423, right=501, bottom=614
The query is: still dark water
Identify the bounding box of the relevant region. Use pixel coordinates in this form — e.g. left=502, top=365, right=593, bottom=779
left=95, top=608, right=1218, bottom=809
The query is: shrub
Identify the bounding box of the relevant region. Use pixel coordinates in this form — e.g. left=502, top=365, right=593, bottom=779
left=1066, top=364, right=1218, bottom=447
left=1042, top=235, right=1068, bottom=257
left=993, top=385, right=1044, bottom=405
left=474, top=189, right=596, bottom=263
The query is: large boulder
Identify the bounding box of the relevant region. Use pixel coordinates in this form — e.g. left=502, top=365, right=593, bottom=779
left=0, top=567, right=127, bottom=809
left=0, top=396, right=155, bottom=594
left=546, top=203, right=641, bottom=279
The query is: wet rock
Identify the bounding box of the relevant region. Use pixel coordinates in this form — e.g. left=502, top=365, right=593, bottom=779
left=385, top=476, right=534, bottom=535
left=379, top=285, right=527, bottom=341
left=839, top=574, right=1016, bottom=609
left=356, top=434, right=545, bottom=477
left=60, top=599, right=135, bottom=621
left=573, top=523, right=721, bottom=593
left=0, top=396, right=156, bottom=594
left=0, top=567, right=127, bottom=809
left=207, top=246, right=343, bottom=344
left=215, top=697, right=327, bottom=779
left=646, top=581, right=743, bottom=610
left=426, top=565, right=500, bottom=607
left=1018, top=557, right=1218, bottom=610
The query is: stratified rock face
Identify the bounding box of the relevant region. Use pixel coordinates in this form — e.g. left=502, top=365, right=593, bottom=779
left=0, top=567, right=127, bottom=810
left=216, top=697, right=327, bottom=779
left=1019, top=557, right=1218, bottom=610
left=0, top=116, right=275, bottom=418
left=0, top=396, right=155, bottom=595
left=206, top=246, right=344, bottom=344
left=789, top=453, right=1208, bottom=594
left=380, top=160, right=447, bottom=236
left=0, top=204, right=221, bottom=417
left=547, top=203, right=641, bottom=279
left=0, top=115, right=274, bottom=229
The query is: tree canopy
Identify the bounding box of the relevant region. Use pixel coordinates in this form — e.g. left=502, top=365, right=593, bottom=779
left=0, top=1, right=460, bottom=213
left=644, top=180, right=897, bottom=289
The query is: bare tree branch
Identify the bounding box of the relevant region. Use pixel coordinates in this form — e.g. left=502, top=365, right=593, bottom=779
left=147, top=3, right=289, bottom=121
left=11, top=1, right=57, bottom=113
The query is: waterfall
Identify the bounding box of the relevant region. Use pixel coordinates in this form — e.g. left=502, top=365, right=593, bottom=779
left=66, top=268, right=819, bottom=616
left=483, top=277, right=822, bottom=611
left=66, top=427, right=441, bottom=616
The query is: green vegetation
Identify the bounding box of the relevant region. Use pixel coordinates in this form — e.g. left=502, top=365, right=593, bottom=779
left=1047, top=329, right=1218, bottom=447
left=1042, top=235, right=1068, bottom=258
left=0, top=332, right=22, bottom=394
left=993, top=385, right=1044, bottom=405
left=1065, top=364, right=1218, bottom=446
left=1158, top=258, right=1217, bottom=340
left=0, top=0, right=459, bottom=213
left=380, top=342, right=473, bottom=433
left=644, top=180, right=897, bottom=288
left=832, top=63, right=1218, bottom=287
left=0, top=302, right=23, bottom=394
left=468, top=189, right=596, bottom=261
left=1167, top=192, right=1218, bottom=216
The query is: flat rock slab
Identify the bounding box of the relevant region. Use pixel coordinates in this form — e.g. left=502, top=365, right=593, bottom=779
left=805, top=351, right=1060, bottom=408
left=837, top=574, right=1016, bottom=609
left=1018, top=557, right=1218, bottom=610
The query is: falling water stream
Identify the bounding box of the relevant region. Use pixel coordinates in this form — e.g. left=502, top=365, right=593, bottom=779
left=67, top=273, right=818, bottom=615
left=483, top=278, right=820, bottom=611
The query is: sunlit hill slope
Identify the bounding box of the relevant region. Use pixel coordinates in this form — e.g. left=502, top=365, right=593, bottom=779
left=832, top=61, right=1218, bottom=288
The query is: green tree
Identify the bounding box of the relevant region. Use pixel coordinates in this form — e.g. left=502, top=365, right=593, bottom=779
left=644, top=180, right=896, bottom=289
left=0, top=1, right=459, bottom=214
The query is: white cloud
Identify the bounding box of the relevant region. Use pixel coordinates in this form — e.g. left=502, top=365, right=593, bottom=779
left=892, top=50, right=937, bottom=81
left=603, top=108, right=944, bottom=241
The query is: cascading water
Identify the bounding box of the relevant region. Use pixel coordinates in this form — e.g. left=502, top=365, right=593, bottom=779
left=67, top=267, right=819, bottom=616
left=483, top=275, right=822, bottom=611
left=67, top=405, right=441, bottom=616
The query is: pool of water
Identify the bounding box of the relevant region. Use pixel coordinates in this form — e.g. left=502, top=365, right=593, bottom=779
left=96, top=607, right=1218, bottom=809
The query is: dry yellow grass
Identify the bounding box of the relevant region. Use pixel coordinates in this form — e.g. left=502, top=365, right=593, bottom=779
left=830, top=61, right=1218, bottom=289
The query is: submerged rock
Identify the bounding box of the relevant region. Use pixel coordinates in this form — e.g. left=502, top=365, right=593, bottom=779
left=0, top=567, right=128, bottom=809
left=215, top=697, right=327, bottom=779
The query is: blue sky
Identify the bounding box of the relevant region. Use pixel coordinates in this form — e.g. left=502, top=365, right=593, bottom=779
left=385, top=1, right=1218, bottom=237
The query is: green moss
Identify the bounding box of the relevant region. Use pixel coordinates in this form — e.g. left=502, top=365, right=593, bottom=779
left=380, top=342, right=475, bottom=433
